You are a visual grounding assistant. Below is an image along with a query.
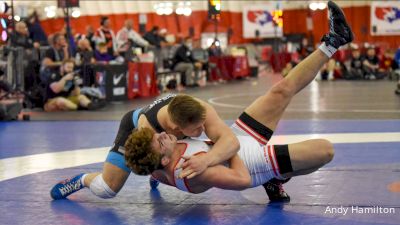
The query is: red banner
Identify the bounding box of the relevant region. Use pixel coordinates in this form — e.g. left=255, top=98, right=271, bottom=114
left=127, top=62, right=159, bottom=99
left=208, top=56, right=250, bottom=81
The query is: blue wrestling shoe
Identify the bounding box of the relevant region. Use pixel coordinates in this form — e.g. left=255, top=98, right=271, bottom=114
left=50, top=174, right=84, bottom=200
left=149, top=177, right=160, bottom=189
left=321, top=1, right=354, bottom=49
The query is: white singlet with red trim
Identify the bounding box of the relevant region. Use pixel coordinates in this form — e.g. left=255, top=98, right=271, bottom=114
left=174, top=136, right=279, bottom=193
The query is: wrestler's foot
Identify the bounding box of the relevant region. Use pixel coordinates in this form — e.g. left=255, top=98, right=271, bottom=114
left=263, top=178, right=291, bottom=202
left=50, top=173, right=85, bottom=200
left=321, top=1, right=354, bottom=49
left=149, top=177, right=160, bottom=189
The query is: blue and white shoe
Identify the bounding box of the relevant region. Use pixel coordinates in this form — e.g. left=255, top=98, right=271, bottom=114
left=50, top=174, right=85, bottom=200
left=149, top=177, right=160, bottom=189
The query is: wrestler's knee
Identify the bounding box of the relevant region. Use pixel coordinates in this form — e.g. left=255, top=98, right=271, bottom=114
left=319, top=139, right=334, bottom=164
left=89, top=174, right=118, bottom=199
left=270, top=79, right=295, bottom=100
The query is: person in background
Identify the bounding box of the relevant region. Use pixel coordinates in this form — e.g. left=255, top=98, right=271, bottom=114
left=116, top=19, right=149, bottom=57
left=347, top=46, right=364, bottom=80
left=94, top=42, right=115, bottom=63
left=27, top=11, right=48, bottom=46
left=363, top=47, right=381, bottom=80
left=41, top=33, right=70, bottom=82
left=172, top=37, right=202, bottom=87
left=44, top=59, right=102, bottom=112
left=75, top=38, right=96, bottom=86
left=94, top=17, right=117, bottom=57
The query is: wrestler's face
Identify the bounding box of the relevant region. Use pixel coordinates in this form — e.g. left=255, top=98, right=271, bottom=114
left=152, top=132, right=177, bottom=157
left=180, top=121, right=205, bottom=137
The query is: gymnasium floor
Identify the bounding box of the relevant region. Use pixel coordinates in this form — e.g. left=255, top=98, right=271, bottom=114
left=1, top=73, right=400, bottom=225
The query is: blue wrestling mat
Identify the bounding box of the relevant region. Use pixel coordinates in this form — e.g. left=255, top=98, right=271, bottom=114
left=0, top=120, right=399, bottom=225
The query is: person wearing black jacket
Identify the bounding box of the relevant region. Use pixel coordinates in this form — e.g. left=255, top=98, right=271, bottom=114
left=172, top=37, right=202, bottom=87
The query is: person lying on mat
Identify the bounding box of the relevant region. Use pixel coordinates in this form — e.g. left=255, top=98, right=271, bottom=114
left=124, top=0, right=351, bottom=197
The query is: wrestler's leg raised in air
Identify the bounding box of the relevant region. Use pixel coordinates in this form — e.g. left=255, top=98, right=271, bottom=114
left=245, top=1, right=353, bottom=131
left=237, top=1, right=353, bottom=201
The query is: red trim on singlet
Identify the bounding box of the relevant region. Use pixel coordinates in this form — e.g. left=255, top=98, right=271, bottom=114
left=172, top=143, right=188, bottom=187
left=235, top=119, right=268, bottom=145
left=271, top=145, right=281, bottom=175
left=183, top=151, right=207, bottom=193
left=268, top=145, right=278, bottom=177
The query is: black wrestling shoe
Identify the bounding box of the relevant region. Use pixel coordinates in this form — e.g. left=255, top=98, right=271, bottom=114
left=320, top=1, right=354, bottom=49
left=263, top=178, right=291, bottom=202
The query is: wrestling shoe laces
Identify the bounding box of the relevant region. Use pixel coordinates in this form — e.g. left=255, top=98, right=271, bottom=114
left=321, top=1, right=354, bottom=49
left=50, top=173, right=84, bottom=200
left=263, top=179, right=291, bottom=202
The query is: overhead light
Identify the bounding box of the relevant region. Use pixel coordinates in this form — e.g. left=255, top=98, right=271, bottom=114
left=156, top=8, right=164, bottom=15
left=317, top=2, right=327, bottom=10
left=183, top=7, right=192, bottom=16
left=71, top=9, right=81, bottom=18
left=309, top=2, right=318, bottom=11
left=164, top=7, right=173, bottom=15
left=14, top=15, right=20, bottom=21
left=45, top=6, right=57, bottom=18
left=309, top=2, right=327, bottom=11
left=176, top=7, right=184, bottom=15
left=46, top=10, right=56, bottom=18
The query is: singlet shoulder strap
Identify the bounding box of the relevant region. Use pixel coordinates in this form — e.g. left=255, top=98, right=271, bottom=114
left=173, top=140, right=210, bottom=193
left=141, top=94, right=176, bottom=133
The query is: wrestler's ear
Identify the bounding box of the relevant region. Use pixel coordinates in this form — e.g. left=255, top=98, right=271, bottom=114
left=161, top=156, right=170, bottom=166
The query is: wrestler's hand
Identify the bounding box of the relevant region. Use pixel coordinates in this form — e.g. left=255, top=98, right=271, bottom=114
left=177, top=154, right=209, bottom=179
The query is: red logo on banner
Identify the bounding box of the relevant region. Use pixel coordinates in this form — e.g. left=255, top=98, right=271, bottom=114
left=375, top=7, right=400, bottom=23
left=247, top=10, right=273, bottom=26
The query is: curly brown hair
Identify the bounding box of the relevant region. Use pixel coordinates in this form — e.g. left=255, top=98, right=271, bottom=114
left=124, top=127, right=163, bottom=175
left=167, top=94, right=206, bottom=128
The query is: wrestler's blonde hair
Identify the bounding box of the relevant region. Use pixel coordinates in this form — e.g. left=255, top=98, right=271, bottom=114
left=167, top=94, right=206, bottom=128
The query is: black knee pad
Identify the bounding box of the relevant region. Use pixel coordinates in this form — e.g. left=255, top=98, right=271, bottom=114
left=274, top=145, right=293, bottom=174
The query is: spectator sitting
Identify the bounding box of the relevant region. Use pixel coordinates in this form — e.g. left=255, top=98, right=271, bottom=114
left=172, top=37, right=202, bottom=87
left=317, top=59, right=343, bottom=80
left=75, top=38, right=96, bottom=66
left=43, top=59, right=101, bottom=112
left=75, top=38, right=96, bottom=86
left=346, top=47, right=364, bottom=80
left=380, top=49, right=396, bottom=80
left=94, top=42, right=115, bottom=63
left=40, top=33, right=70, bottom=82
left=363, top=47, right=383, bottom=80
left=208, top=40, right=223, bottom=57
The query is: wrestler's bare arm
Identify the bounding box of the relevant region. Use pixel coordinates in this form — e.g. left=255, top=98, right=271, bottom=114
left=179, top=99, right=240, bottom=179
left=202, top=101, right=240, bottom=167
left=192, top=154, right=251, bottom=191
